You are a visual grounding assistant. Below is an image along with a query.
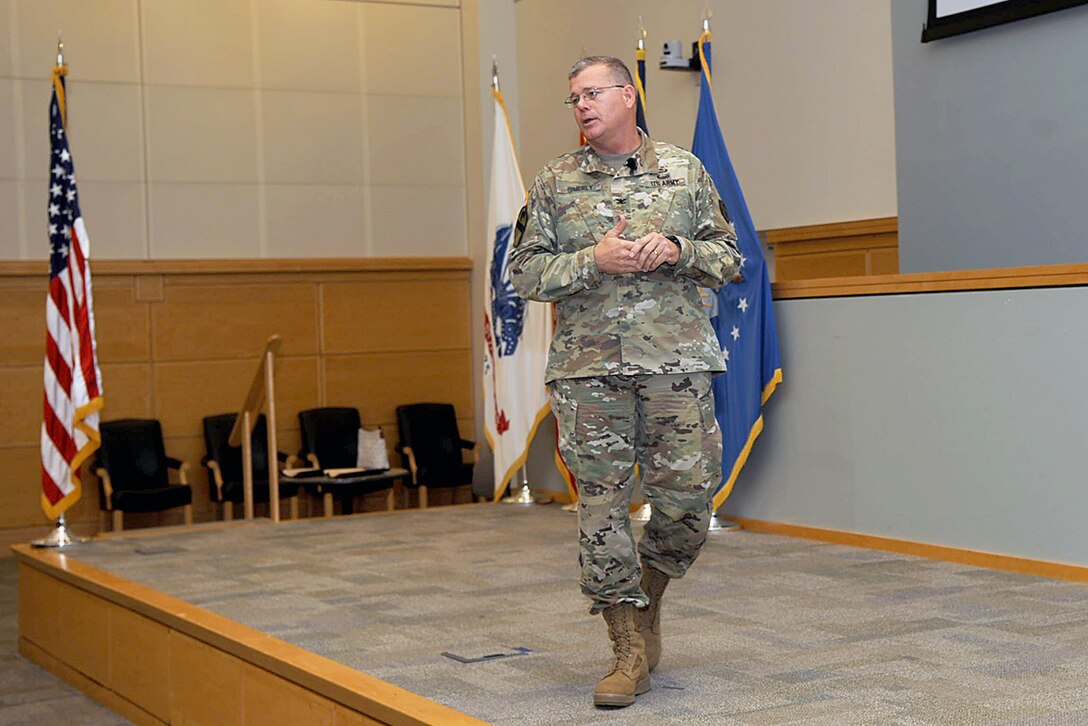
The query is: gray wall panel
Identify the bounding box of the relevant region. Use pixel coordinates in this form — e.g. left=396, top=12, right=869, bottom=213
left=892, top=0, right=1088, bottom=273
left=724, top=287, right=1088, bottom=564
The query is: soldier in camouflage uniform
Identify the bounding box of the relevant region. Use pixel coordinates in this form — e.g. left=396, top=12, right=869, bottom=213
left=509, top=56, right=740, bottom=708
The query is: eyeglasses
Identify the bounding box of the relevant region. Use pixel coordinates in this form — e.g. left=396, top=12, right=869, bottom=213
left=563, top=85, right=626, bottom=109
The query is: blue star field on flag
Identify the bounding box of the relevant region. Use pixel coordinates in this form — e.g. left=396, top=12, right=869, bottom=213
left=48, top=84, right=82, bottom=279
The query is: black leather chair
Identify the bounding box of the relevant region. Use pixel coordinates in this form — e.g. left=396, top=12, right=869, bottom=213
left=395, top=403, right=478, bottom=508
left=298, top=407, right=363, bottom=471
left=297, top=407, right=399, bottom=515
left=201, top=413, right=300, bottom=521
left=96, top=418, right=193, bottom=532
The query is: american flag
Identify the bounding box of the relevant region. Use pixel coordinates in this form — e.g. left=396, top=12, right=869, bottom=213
left=40, top=64, right=103, bottom=519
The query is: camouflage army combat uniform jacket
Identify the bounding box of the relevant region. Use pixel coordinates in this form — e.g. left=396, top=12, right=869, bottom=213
left=510, top=132, right=741, bottom=383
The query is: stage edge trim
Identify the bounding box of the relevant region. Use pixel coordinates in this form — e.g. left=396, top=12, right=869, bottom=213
left=13, top=544, right=488, bottom=726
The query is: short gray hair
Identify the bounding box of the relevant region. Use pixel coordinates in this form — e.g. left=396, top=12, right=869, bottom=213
left=568, top=56, right=634, bottom=86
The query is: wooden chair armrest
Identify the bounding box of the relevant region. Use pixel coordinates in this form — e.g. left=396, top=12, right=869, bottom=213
left=306, top=453, right=321, bottom=468
left=96, top=467, right=114, bottom=508
left=285, top=454, right=305, bottom=469
left=401, top=446, right=419, bottom=484
left=206, top=460, right=225, bottom=498
left=176, top=461, right=190, bottom=485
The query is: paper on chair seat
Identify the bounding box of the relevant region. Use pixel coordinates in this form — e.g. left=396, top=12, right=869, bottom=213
left=324, top=467, right=390, bottom=478
left=281, top=467, right=323, bottom=478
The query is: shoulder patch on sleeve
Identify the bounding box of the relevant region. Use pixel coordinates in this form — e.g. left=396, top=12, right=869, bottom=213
left=513, top=205, right=529, bottom=247
left=719, top=199, right=732, bottom=225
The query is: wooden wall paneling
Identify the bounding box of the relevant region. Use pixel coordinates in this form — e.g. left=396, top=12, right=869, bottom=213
left=776, top=250, right=868, bottom=281
left=0, top=366, right=41, bottom=447
left=241, top=662, right=336, bottom=726
left=99, top=363, right=155, bottom=419
left=323, top=350, right=473, bottom=426
left=110, top=605, right=172, bottom=721
left=152, top=282, right=320, bottom=361
left=135, top=275, right=165, bottom=302
left=152, top=356, right=320, bottom=440
left=169, top=631, right=244, bottom=726
left=321, top=275, right=472, bottom=354
left=268, top=357, right=322, bottom=441
left=0, top=261, right=473, bottom=541
left=0, top=445, right=51, bottom=528
left=0, top=284, right=48, bottom=366
left=870, top=246, right=899, bottom=275
left=767, top=217, right=899, bottom=282
left=154, top=359, right=261, bottom=436
left=94, top=282, right=152, bottom=363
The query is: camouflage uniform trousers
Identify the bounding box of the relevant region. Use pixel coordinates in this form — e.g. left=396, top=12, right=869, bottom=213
left=549, top=371, right=722, bottom=614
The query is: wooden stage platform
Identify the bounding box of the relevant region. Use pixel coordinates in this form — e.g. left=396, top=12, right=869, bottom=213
left=15, top=535, right=487, bottom=726
left=19, top=504, right=1088, bottom=726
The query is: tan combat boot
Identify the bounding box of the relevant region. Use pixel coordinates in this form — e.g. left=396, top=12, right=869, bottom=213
left=594, top=603, right=651, bottom=707
left=638, top=566, right=670, bottom=671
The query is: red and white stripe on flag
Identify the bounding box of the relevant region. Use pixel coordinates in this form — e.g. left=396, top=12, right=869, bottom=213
left=482, top=89, right=552, bottom=500
left=41, top=64, right=103, bottom=519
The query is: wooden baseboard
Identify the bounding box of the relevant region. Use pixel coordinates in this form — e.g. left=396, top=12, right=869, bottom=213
left=733, top=517, right=1088, bottom=583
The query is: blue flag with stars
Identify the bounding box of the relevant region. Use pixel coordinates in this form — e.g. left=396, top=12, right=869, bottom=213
left=691, top=31, right=782, bottom=511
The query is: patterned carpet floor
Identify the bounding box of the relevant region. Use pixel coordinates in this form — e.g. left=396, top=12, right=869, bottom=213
left=31, top=504, right=1088, bottom=725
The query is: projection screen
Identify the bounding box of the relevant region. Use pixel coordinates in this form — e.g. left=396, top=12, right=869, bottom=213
left=922, top=0, right=1088, bottom=41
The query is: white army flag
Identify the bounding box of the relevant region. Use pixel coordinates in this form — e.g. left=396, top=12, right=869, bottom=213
left=483, top=89, right=551, bottom=500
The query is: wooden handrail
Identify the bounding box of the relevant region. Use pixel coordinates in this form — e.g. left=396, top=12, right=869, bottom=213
left=229, top=335, right=283, bottom=522
left=765, top=216, right=897, bottom=245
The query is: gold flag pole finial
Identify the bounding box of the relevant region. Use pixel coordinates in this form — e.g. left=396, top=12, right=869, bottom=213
left=491, top=56, right=500, bottom=93
left=56, top=34, right=64, bottom=67
left=702, top=3, right=713, bottom=33
left=637, top=17, right=647, bottom=50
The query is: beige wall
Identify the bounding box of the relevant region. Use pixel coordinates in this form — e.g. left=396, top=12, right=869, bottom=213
left=0, top=0, right=487, bottom=541
left=1, top=0, right=901, bottom=510
left=514, top=0, right=897, bottom=230
left=0, top=0, right=468, bottom=261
